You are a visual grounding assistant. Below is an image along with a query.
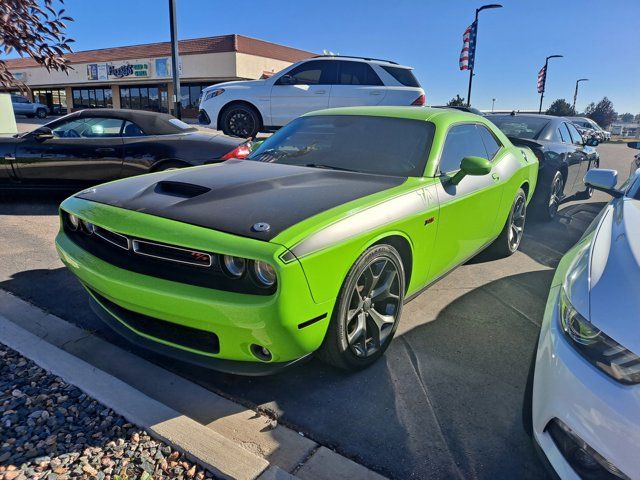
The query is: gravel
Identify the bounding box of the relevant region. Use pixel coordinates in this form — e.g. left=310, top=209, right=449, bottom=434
left=0, top=343, right=216, bottom=480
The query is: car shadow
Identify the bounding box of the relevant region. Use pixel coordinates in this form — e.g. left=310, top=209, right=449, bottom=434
left=0, top=192, right=66, bottom=215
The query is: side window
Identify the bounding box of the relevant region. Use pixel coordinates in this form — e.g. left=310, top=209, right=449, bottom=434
left=278, top=60, right=337, bottom=85
left=560, top=123, right=572, bottom=144
left=337, top=61, right=383, bottom=86
left=439, top=124, right=488, bottom=174
left=565, top=122, right=583, bottom=145
left=12, top=96, right=28, bottom=104
left=122, top=121, right=145, bottom=137
left=477, top=125, right=502, bottom=160
left=52, top=118, right=124, bottom=138
left=556, top=127, right=566, bottom=143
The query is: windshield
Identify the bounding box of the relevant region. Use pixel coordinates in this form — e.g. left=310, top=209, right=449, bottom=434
left=248, top=115, right=434, bottom=177
left=489, top=116, right=549, bottom=139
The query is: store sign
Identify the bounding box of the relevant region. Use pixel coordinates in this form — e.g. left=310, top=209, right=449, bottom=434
left=107, top=63, right=149, bottom=78
left=87, top=63, right=109, bottom=81
left=154, top=57, right=182, bottom=77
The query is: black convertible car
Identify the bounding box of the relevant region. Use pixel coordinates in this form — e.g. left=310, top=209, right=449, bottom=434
left=0, top=109, right=250, bottom=190
left=489, top=113, right=600, bottom=219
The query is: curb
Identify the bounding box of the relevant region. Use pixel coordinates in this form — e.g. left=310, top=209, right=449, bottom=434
left=0, top=290, right=388, bottom=480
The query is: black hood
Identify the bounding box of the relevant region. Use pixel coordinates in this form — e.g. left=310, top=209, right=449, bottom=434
left=76, top=160, right=405, bottom=241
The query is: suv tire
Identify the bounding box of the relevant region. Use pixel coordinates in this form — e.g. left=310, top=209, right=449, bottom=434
left=220, top=104, right=260, bottom=138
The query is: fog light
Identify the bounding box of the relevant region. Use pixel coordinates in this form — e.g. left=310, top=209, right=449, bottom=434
left=253, top=261, right=276, bottom=287
left=251, top=344, right=272, bottom=362
left=547, top=418, right=630, bottom=479
left=80, top=220, right=95, bottom=235
left=222, top=255, right=246, bottom=278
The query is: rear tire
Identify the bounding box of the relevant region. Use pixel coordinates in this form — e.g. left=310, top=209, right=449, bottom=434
left=535, top=170, right=564, bottom=220
left=220, top=104, right=260, bottom=138
left=487, top=188, right=527, bottom=258
left=317, top=244, right=405, bottom=371
left=575, top=159, right=599, bottom=200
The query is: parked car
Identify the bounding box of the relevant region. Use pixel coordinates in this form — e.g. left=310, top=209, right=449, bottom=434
left=198, top=55, right=426, bottom=138
left=530, top=160, right=640, bottom=480
left=433, top=105, right=484, bottom=116
left=11, top=94, right=49, bottom=119
left=56, top=107, right=537, bottom=374
left=489, top=113, right=599, bottom=219
left=629, top=141, right=640, bottom=177
left=0, top=109, right=250, bottom=190
left=568, top=116, right=611, bottom=142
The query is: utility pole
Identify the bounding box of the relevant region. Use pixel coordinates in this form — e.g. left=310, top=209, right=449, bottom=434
left=169, top=0, right=181, bottom=119
left=538, top=54, right=563, bottom=114
left=491, top=98, right=496, bottom=112
left=466, top=4, right=503, bottom=107
left=572, top=78, right=589, bottom=113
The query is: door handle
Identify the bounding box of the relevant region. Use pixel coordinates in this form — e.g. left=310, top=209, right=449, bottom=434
left=314, top=90, right=327, bottom=94
left=370, top=91, right=383, bottom=95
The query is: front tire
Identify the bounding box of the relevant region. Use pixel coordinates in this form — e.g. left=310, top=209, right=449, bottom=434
left=488, top=188, right=527, bottom=258
left=220, top=104, right=260, bottom=138
left=36, top=108, right=47, bottom=119
left=318, top=244, right=405, bottom=371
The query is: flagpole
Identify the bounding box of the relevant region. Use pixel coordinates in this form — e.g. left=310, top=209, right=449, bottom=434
left=538, top=54, right=563, bottom=114
left=466, top=4, right=502, bottom=107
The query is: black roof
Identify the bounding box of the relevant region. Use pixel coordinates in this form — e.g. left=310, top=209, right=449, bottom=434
left=72, top=109, right=197, bottom=135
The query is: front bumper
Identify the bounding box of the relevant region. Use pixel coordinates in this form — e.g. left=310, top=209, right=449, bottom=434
left=55, top=199, right=334, bottom=374
left=532, top=285, right=640, bottom=479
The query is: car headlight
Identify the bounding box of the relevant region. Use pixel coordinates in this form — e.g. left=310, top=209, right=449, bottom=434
left=67, top=213, right=80, bottom=231
left=559, top=288, right=640, bottom=385
left=253, top=261, right=276, bottom=287
left=203, top=88, right=225, bottom=102
left=222, top=255, right=246, bottom=278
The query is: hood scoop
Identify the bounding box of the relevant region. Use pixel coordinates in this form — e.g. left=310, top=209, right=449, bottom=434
left=154, top=181, right=210, bottom=199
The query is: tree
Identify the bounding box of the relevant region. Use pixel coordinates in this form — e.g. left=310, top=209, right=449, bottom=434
left=584, top=97, right=617, bottom=128
left=446, top=94, right=465, bottom=107
left=545, top=99, right=575, bottom=117
left=634, top=113, right=640, bottom=123
left=0, top=0, right=74, bottom=88
left=620, top=113, right=634, bottom=123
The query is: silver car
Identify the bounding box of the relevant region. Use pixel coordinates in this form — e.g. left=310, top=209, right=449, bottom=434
left=11, top=95, right=48, bottom=119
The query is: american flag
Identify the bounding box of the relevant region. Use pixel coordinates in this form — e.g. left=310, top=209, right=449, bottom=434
left=537, top=65, right=547, bottom=93
left=459, top=20, right=477, bottom=71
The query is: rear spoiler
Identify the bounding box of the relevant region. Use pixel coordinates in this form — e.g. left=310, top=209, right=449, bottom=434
left=506, top=136, right=543, bottom=150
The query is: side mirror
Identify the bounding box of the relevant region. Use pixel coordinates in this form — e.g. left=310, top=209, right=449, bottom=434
left=450, top=156, right=492, bottom=185
left=277, top=74, right=295, bottom=85
left=584, top=168, right=623, bottom=198
left=32, top=126, right=54, bottom=141
left=585, top=138, right=599, bottom=147
left=628, top=141, right=640, bottom=150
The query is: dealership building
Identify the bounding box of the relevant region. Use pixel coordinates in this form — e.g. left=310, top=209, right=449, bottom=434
left=3, top=34, right=313, bottom=118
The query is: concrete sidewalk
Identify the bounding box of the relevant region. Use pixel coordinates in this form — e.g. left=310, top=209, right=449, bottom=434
left=0, top=289, right=386, bottom=480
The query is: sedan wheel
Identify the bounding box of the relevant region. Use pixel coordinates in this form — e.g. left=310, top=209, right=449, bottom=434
left=222, top=105, right=260, bottom=138
left=318, top=244, right=405, bottom=370
left=548, top=172, right=564, bottom=219
left=509, top=194, right=526, bottom=252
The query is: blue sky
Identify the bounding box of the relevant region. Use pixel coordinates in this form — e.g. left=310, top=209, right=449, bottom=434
left=4, top=0, right=639, bottom=113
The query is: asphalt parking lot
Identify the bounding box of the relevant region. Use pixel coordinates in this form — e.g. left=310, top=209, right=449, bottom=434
left=0, top=140, right=636, bottom=479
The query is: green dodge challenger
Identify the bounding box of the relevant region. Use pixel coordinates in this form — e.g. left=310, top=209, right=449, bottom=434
left=56, top=107, right=538, bottom=374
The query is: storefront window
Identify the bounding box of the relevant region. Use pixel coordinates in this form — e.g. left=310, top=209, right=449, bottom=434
left=179, top=83, right=210, bottom=116
left=72, top=88, right=113, bottom=109
left=119, top=84, right=166, bottom=112
left=33, top=88, right=67, bottom=115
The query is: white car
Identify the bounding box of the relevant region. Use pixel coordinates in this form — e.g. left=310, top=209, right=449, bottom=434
left=531, top=164, right=640, bottom=479
left=198, top=55, right=425, bottom=138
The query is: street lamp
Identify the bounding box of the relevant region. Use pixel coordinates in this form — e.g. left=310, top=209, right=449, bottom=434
left=491, top=98, right=496, bottom=112
left=572, top=78, right=589, bottom=112
left=538, top=54, right=563, bottom=114
left=466, top=4, right=503, bottom=107
left=169, top=0, right=181, bottom=119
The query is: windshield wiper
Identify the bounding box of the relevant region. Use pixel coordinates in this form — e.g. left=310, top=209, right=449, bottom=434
left=304, top=163, right=357, bottom=173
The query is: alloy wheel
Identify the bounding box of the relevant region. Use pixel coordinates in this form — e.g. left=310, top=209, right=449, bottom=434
left=228, top=110, right=255, bottom=138
left=509, top=195, right=526, bottom=251
left=548, top=174, right=564, bottom=218
left=345, top=257, right=401, bottom=358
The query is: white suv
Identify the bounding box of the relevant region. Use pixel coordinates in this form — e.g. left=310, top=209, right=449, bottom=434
left=198, top=56, right=425, bottom=138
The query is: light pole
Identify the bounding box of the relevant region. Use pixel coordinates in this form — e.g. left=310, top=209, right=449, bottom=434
left=491, top=98, right=496, bottom=112
left=538, top=54, right=563, bottom=114
left=572, top=78, right=589, bottom=113
left=169, top=0, right=181, bottom=119
left=466, top=4, right=503, bottom=107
